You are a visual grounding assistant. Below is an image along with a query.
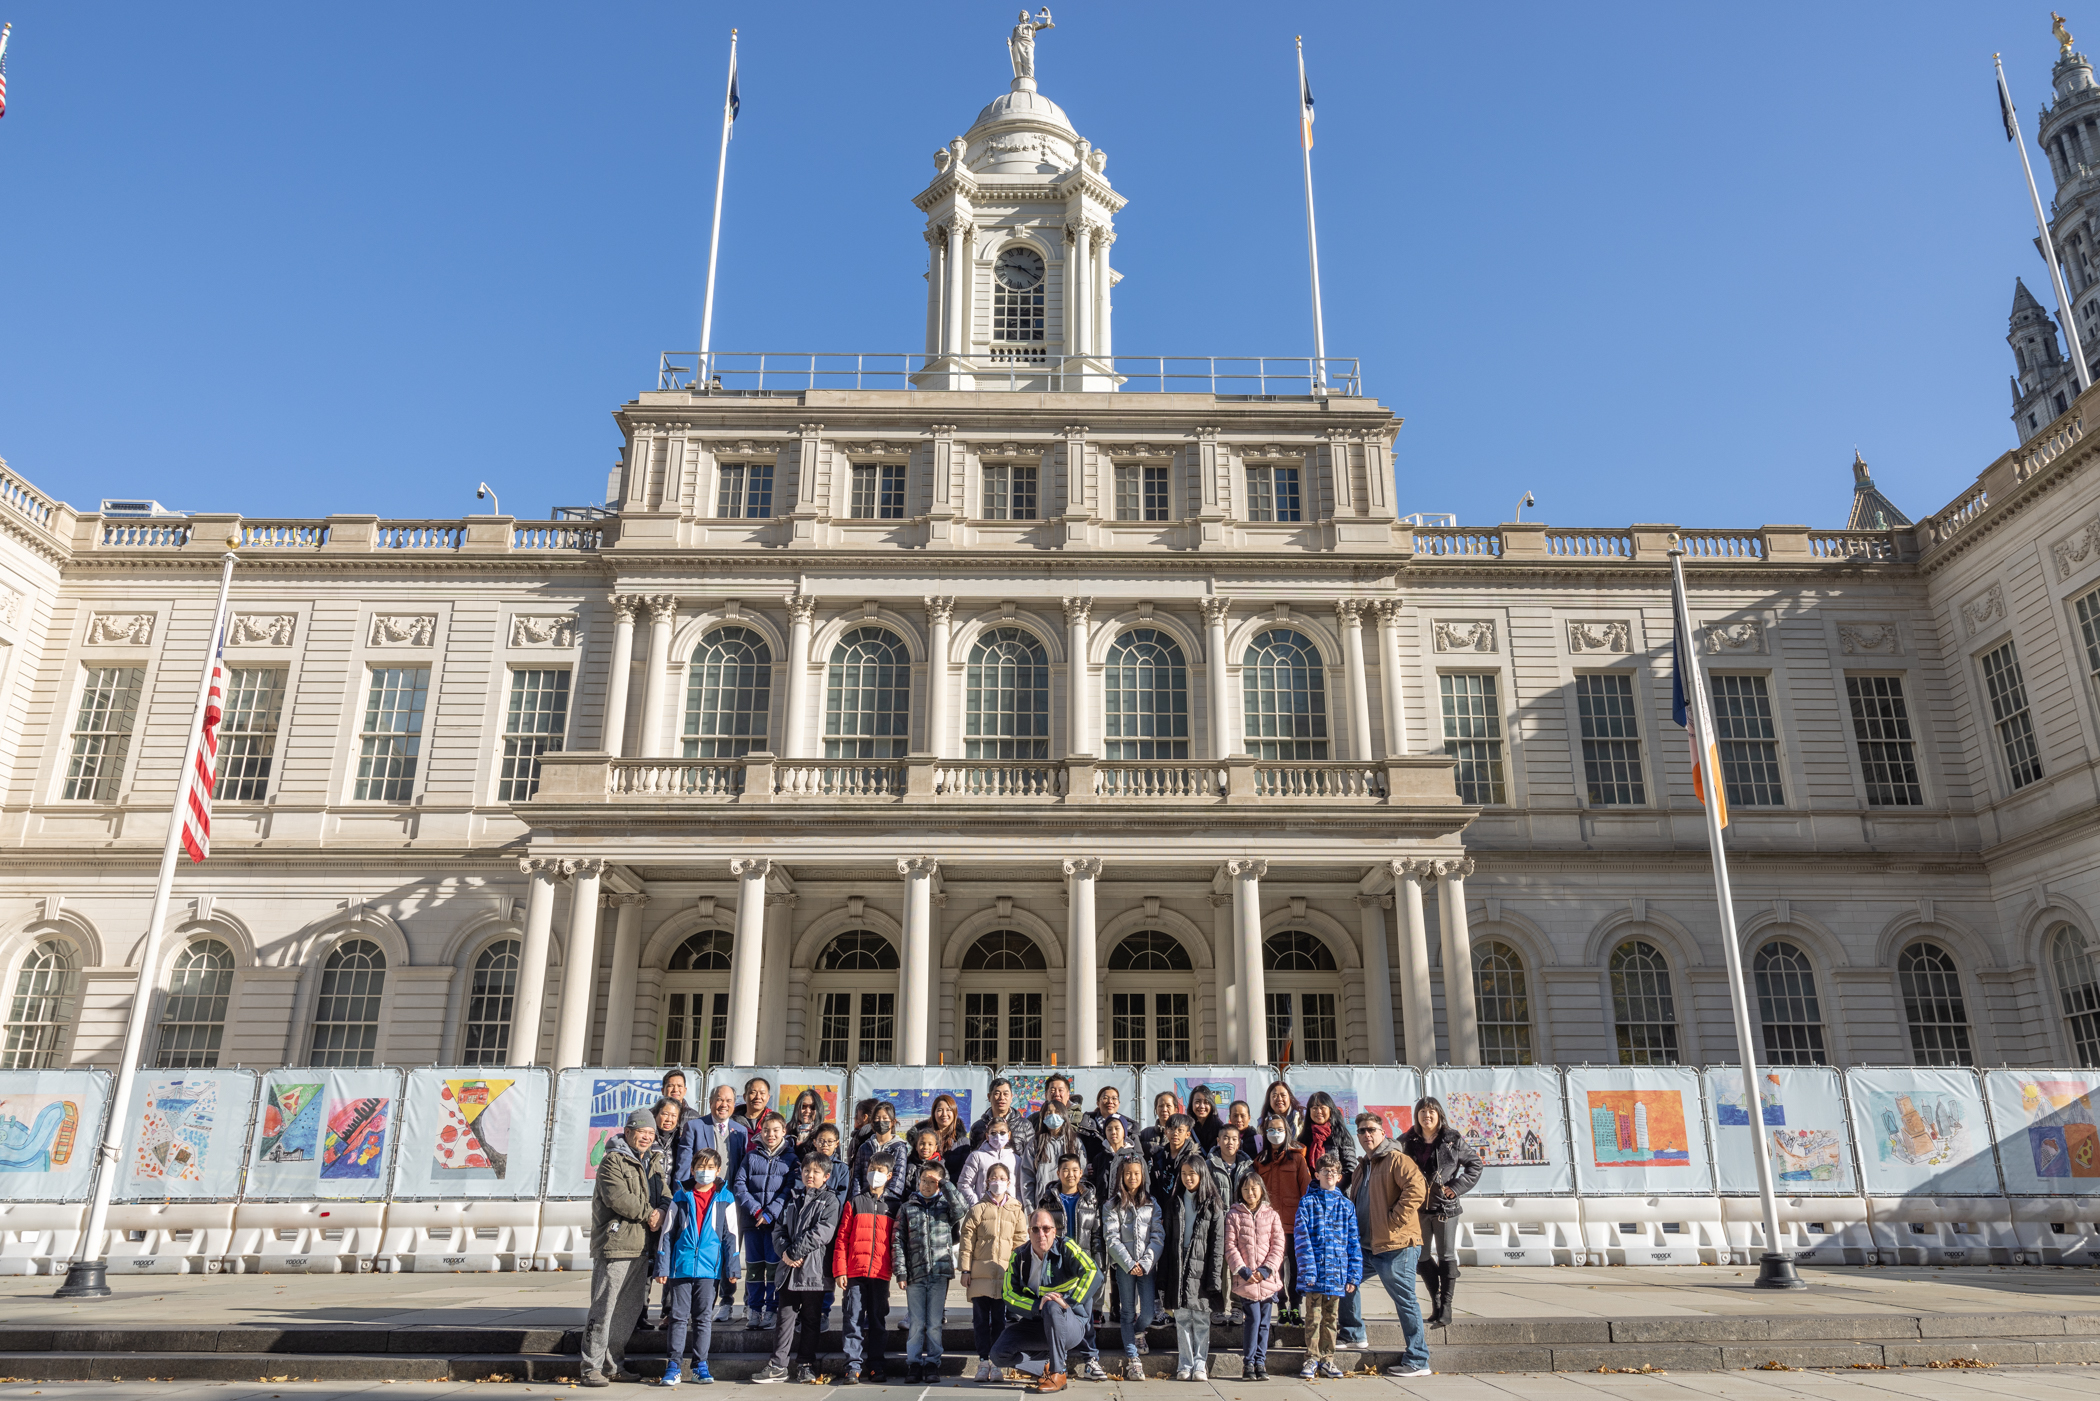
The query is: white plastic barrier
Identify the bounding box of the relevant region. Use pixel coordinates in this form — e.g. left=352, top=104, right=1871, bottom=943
left=1717, top=1194, right=1874, bottom=1265
left=535, top=1199, right=593, bottom=1271
left=101, top=1202, right=239, bottom=1275
left=1453, top=1196, right=1579, bottom=1266
left=1866, top=1196, right=2017, bottom=1265
left=2006, top=1198, right=2100, bottom=1264
left=1577, top=1195, right=1716, bottom=1266
left=229, top=1201, right=387, bottom=1273
left=0, top=1202, right=85, bottom=1275
left=378, top=1199, right=542, bottom=1272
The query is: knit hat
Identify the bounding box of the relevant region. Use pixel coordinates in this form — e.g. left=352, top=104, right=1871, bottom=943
left=627, top=1108, right=657, bottom=1132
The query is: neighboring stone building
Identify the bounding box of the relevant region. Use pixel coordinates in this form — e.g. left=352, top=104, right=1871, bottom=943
left=5, top=36, right=2100, bottom=1083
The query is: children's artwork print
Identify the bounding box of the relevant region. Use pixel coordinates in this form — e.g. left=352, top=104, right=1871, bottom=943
left=320, top=1096, right=389, bottom=1180
left=1717, top=1074, right=1784, bottom=1127
left=1173, top=1077, right=1246, bottom=1110
left=780, top=1083, right=840, bottom=1127
left=1443, top=1090, right=1550, bottom=1165
left=2014, top=1078, right=2099, bottom=1179
left=258, top=1081, right=324, bottom=1163
left=1008, top=1075, right=1051, bottom=1116
left=433, top=1079, right=515, bottom=1181
left=1586, top=1090, right=1691, bottom=1169
left=870, top=1086, right=972, bottom=1127
left=0, top=1093, right=82, bottom=1173
left=129, top=1078, right=217, bottom=1186
left=1865, top=1088, right=1970, bottom=1169
left=1366, top=1104, right=1415, bottom=1139
left=587, top=1078, right=663, bottom=1179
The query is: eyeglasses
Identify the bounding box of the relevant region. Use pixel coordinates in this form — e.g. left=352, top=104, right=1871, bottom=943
left=1030, top=1225, right=1058, bottom=1234
left=1356, top=1127, right=1380, bottom=1137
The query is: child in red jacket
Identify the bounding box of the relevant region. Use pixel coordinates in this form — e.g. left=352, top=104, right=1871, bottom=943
left=831, top=1159, right=900, bottom=1383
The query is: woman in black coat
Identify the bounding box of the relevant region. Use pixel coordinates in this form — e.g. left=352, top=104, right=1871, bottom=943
left=1399, top=1095, right=1484, bottom=1328
left=1155, top=1155, right=1226, bottom=1376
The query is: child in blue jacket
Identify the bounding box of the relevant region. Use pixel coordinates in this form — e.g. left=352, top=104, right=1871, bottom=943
left=1290, top=1153, right=1361, bottom=1381
left=653, top=1148, right=742, bottom=1385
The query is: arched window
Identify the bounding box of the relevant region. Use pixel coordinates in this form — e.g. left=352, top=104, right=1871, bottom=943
left=1473, top=941, right=1534, bottom=1065
left=308, top=939, right=386, bottom=1067
left=684, top=627, right=772, bottom=759
left=812, top=931, right=899, bottom=1067
left=1242, top=629, right=1329, bottom=760
left=1609, top=940, right=1680, bottom=1065
left=1102, top=629, right=1189, bottom=761
left=664, top=930, right=734, bottom=1072
left=1106, top=931, right=1194, bottom=1065
left=825, top=628, right=911, bottom=760
left=1264, top=931, right=1340, bottom=1062
left=1900, top=941, right=1975, bottom=1065
left=462, top=939, right=521, bottom=1066
left=1753, top=940, right=1827, bottom=1065
left=965, top=627, right=1051, bottom=760
left=2, top=939, right=79, bottom=1070
left=2050, top=927, right=2100, bottom=1067
left=155, top=939, right=234, bottom=1068
left=961, top=931, right=1048, bottom=1065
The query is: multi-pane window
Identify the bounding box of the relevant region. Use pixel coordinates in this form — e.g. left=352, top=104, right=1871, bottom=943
left=1440, top=673, right=1508, bottom=804
left=212, top=668, right=285, bottom=801
left=1108, top=931, right=1194, bottom=1064
left=825, top=628, right=911, bottom=759
left=965, top=627, right=1051, bottom=760
left=982, top=462, right=1039, bottom=520
left=963, top=992, right=1044, bottom=1065
left=2074, top=587, right=2100, bottom=680
left=355, top=667, right=429, bottom=802
left=1609, top=940, right=1680, bottom=1065
left=1900, top=941, right=1975, bottom=1066
left=2052, top=928, right=2100, bottom=1068
left=461, top=940, right=522, bottom=1066
left=684, top=628, right=772, bottom=758
left=63, top=667, right=142, bottom=800
left=1242, top=629, right=1329, bottom=760
left=1, top=940, right=78, bottom=1070
left=1980, top=641, right=2043, bottom=789
left=663, top=931, right=732, bottom=1071
left=850, top=461, right=906, bottom=520
left=497, top=669, right=569, bottom=802
left=1752, top=940, right=1826, bottom=1065
left=715, top=461, right=774, bottom=519
left=155, top=940, right=234, bottom=1068
left=308, top=939, right=386, bottom=1067
left=1265, top=992, right=1340, bottom=1064
left=814, top=931, right=899, bottom=1066
left=1244, top=464, right=1303, bottom=523
left=1102, top=628, right=1190, bottom=761
left=1473, top=941, right=1535, bottom=1066
left=1710, top=675, right=1785, bottom=806
left=1114, top=463, right=1171, bottom=522
left=1576, top=673, right=1646, bottom=806
left=990, top=248, right=1047, bottom=353
left=1846, top=675, right=1924, bottom=806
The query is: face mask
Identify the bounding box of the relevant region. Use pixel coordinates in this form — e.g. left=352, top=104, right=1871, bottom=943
left=1042, top=1113, right=1063, bottom=1130
left=697, top=1169, right=718, bottom=1186
left=988, top=1179, right=1011, bottom=1200
left=989, top=1132, right=1009, bottom=1149
left=868, top=1173, right=890, bottom=1193
left=1265, top=1128, right=1286, bottom=1145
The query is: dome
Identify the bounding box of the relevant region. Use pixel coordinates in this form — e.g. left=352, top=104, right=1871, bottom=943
left=962, top=84, right=1081, bottom=176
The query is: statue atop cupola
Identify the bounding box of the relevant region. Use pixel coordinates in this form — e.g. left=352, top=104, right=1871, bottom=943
left=1008, top=9, right=1055, bottom=90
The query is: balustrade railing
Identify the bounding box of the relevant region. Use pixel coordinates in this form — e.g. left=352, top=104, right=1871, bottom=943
left=0, top=462, right=56, bottom=531
left=937, top=764, right=1065, bottom=798
left=374, top=521, right=463, bottom=551
left=656, top=350, right=1362, bottom=397
left=100, top=519, right=191, bottom=548
left=608, top=760, right=745, bottom=796
left=594, top=756, right=1414, bottom=803
left=240, top=520, right=332, bottom=549
left=1248, top=763, right=1387, bottom=799
left=1675, top=530, right=1765, bottom=560
left=513, top=522, right=604, bottom=550
left=774, top=762, right=907, bottom=798
left=1543, top=529, right=1633, bottom=558
left=1807, top=530, right=1896, bottom=560
left=1412, top=527, right=1502, bottom=557
left=2016, top=415, right=2084, bottom=483
left=1093, top=763, right=1223, bottom=798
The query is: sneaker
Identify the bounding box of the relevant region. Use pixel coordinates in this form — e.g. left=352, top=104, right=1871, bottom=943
left=790, top=1366, right=816, bottom=1385
left=1317, top=1361, right=1344, bottom=1379
left=657, top=1361, right=682, bottom=1387
left=1123, top=1360, right=1143, bottom=1381
left=579, top=1374, right=610, bottom=1389
left=1134, top=1336, right=1149, bottom=1356
left=1189, top=1363, right=1208, bottom=1382
left=610, top=1370, right=643, bottom=1384
left=843, top=1368, right=861, bottom=1385
left=751, top=1365, right=788, bottom=1385
left=975, top=1361, right=998, bottom=1382
left=1250, top=1364, right=1268, bottom=1381
left=1080, top=1360, right=1107, bottom=1382
left=1174, top=1365, right=1191, bottom=1382
left=1298, top=1361, right=1318, bottom=1380
left=691, top=1362, right=713, bottom=1386
left=1392, top=1365, right=1434, bottom=1378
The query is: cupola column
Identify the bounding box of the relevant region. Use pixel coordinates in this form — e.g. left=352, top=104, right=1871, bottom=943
left=945, top=217, right=971, bottom=359
left=1068, top=222, right=1093, bottom=360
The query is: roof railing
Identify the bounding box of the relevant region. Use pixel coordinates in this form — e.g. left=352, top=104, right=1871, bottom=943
left=655, top=351, right=1362, bottom=397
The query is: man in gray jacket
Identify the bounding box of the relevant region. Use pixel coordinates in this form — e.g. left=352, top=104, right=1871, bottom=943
left=581, top=1110, right=664, bottom=1386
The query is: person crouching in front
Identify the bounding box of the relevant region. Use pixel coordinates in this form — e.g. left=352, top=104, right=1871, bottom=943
left=832, top=1153, right=900, bottom=1383
left=652, top=1149, right=740, bottom=1386
left=752, top=1156, right=838, bottom=1385
left=989, top=1208, right=1100, bottom=1394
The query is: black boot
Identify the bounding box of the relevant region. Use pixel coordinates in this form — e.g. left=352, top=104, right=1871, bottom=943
left=1419, top=1259, right=1446, bottom=1329
left=1429, top=1261, right=1458, bottom=1330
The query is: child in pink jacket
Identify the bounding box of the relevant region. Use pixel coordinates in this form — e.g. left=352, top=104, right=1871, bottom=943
left=1223, top=1175, right=1285, bottom=1380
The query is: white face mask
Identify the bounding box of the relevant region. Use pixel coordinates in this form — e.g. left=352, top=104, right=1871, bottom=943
left=988, top=1178, right=1011, bottom=1200
left=697, top=1169, right=718, bottom=1186
left=1042, top=1112, right=1064, bottom=1130
left=1265, top=1128, right=1286, bottom=1145
left=988, top=1132, right=1009, bottom=1149
left=868, top=1172, right=890, bottom=1193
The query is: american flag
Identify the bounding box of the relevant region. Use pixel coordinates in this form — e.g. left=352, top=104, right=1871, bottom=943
left=0, top=23, right=12, bottom=121
left=180, top=634, right=226, bottom=863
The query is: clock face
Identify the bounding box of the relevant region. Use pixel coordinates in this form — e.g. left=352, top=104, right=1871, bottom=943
left=995, top=247, right=1045, bottom=290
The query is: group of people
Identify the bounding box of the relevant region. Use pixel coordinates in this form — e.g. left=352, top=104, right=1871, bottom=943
left=581, top=1072, right=1483, bottom=1389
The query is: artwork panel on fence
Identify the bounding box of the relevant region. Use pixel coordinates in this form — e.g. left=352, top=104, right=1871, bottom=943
left=996, top=1065, right=1138, bottom=1122
left=547, top=1067, right=683, bottom=1198
left=1137, top=1065, right=1274, bottom=1126
left=705, top=1066, right=849, bottom=1144
left=1285, top=1066, right=1424, bottom=1140
left=1984, top=1069, right=2100, bottom=1195
left=1703, top=1066, right=1857, bottom=1196
left=1843, top=1066, right=1999, bottom=1197
left=113, top=1067, right=255, bottom=1202
left=849, top=1065, right=990, bottom=1136
left=0, top=1068, right=112, bottom=1203
left=1564, top=1065, right=1713, bottom=1195
left=1423, top=1065, right=1570, bottom=1194
left=391, top=1068, right=551, bottom=1200
left=242, top=1068, right=400, bottom=1200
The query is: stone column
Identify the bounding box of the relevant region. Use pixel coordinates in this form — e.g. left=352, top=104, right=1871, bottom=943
left=1097, top=231, right=1115, bottom=359
left=1229, top=859, right=1268, bottom=1063
left=1059, top=857, right=1103, bottom=1064
left=782, top=594, right=816, bottom=760
left=1337, top=599, right=1373, bottom=761
left=602, top=595, right=640, bottom=757
left=1203, top=597, right=1234, bottom=759
left=1356, top=893, right=1398, bottom=1063
left=1373, top=599, right=1408, bottom=756
left=511, top=857, right=565, bottom=1067
left=725, top=859, right=772, bottom=1066
left=601, top=893, right=648, bottom=1067
left=898, top=857, right=939, bottom=1065
left=1210, top=890, right=1237, bottom=1061
left=1069, top=222, right=1093, bottom=359
left=1394, top=859, right=1437, bottom=1066
left=945, top=215, right=971, bottom=359
left=758, top=890, right=796, bottom=1064
left=1063, top=597, right=1093, bottom=756
left=1436, top=857, right=1481, bottom=1066
left=925, top=597, right=955, bottom=759
left=636, top=594, right=677, bottom=759
left=553, top=859, right=607, bottom=1069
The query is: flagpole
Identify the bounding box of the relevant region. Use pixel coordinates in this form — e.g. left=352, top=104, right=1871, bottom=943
left=1999, top=53, right=2092, bottom=391
left=1295, top=36, right=1327, bottom=391
left=55, top=544, right=239, bottom=1300
left=1668, top=545, right=1802, bottom=1291
left=697, top=28, right=738, bottom=390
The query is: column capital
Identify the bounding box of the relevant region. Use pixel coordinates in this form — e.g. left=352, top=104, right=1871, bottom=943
left=730, top=857, right=775, bottom=881
left=1435, top=856, right=1477, bottom=881
left=611, top=594, right=644, bottom=623
left=1226, top=858, right=1268, bottom=880
left=924, top=595, right=957, bottom=626
left=1208, top=892, right=1234, bottom=909
left=897, top=855, right=941, bottom=878
left=518, top=855, right=567, bottom=878
left=605, top=892, right=650, bottom=908
left=1061, top=596, right=1094, bottom=626
left=1334, top=598, right=1367, bottom=626
left=1356, top=892, right=1394, bottom=910
left=645, top=593, right=678, bottom=624
left=786, top=593, right=819, bottom=625
left=564, top=858, right=609, bottom=880
left=1062, top=856, right=1104, bottom=880
left=1372, top=597, right=1404, bottom=628
left=765, top=890, right=799, bottom=908
left=1392, top=857, right=1438, bottom=883
left=1200, top=596, right=1232, bottom=627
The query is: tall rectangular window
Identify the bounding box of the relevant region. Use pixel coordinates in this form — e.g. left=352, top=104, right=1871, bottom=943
left=1575, top=672, right=1646, bottom=805
left=857, top=991, right=895, bottom=1065
left=1266, top=992, right=1338, bottom=1063
left=1245, top=465, right=1302, bottom=523
left=214, top=667, right=286, bottom=801
left=1440, top=672, right=1508, bottom=804
left=982, top=463, right=1038, bottom=520
left=2075, top=586, right=2100, bottom=679
left=848, top=462, right=904, bottom=520
left=498, top=669, right=569, bottom=802
left=715, top=462, right=774, bottom=519
left=355, top=666, right=430, bottom=802
left=63, top=667, right=143, bottom=801
left=1710, top=674, right=1785, bottom=806
left=1846, top=675, right=1923, bottom=805
left=1153, top=992, right=1190, bottom=1064
left=1980, top=641, right=2043, bottom=789
left=1143, top=464, right=1170, bottom=521
left=963, top=992, right=1001, bottom=1065
left=1113, top=464, right=1171, bottom=521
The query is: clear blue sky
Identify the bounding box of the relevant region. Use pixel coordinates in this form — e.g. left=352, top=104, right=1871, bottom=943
left=0, top=2, right=2071, bottom=528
